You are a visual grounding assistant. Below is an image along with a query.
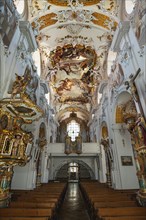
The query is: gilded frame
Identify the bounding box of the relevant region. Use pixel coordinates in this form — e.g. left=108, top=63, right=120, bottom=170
left=121, top=156, right=133, bottom=166
left=1, top=135, right=14, bottom=155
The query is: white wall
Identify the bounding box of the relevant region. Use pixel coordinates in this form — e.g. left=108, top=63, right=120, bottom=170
left=112, top=126, right=139, bottom=189
left=48, top=143, right=100, bottom=155
left=11, top=162, right=35, bottom=190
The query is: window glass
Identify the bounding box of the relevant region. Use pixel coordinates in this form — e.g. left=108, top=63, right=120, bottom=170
left=14, top=0, right=25, bottom=14
left=32, top=49, right=41, bottom=76
left=69, top=162, right=78, bottom=172
left=67, top=120, right=80, bottom=141
left=107, top=51, right=117, bottom=76
left=125, top=0, right=136, bottom=14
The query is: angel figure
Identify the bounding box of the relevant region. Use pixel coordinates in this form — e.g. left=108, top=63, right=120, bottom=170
left=11, top=73, right=29, bottom=99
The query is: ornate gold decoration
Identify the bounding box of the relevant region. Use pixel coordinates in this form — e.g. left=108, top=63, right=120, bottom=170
left=0, top=115, right=8, bottom=130
left=11, top=73, right=31, bottom=99
left=0, top=166, right=13, bottom=207
left=115, top=105, right=124, bottom=123
left=122, top=99, right=146, bottom=201
left=101, top=126, right=108, bottom=139
left=0, top=106, right=33, bottom=168
left=0, top=129, right=33, bottom=166
left=50, top=44, right=97, bottom=69
left=0, top=94, right=44, bottom=123
left=92, top=12, right=118, bottom=30
left=122, top=99, right=137, bottom=131
left=57, top=106, right=89, bottom=122
left=32, top=13, right=57, bottom=30
left=0, top=109, right=12, bottom=131
left=47, top=0, right=101, bottom=6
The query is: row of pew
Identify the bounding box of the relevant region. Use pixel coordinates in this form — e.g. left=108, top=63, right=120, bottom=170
left=80, top=181, right=146, bottom=220
left=0, top=182, right=67, bottom=220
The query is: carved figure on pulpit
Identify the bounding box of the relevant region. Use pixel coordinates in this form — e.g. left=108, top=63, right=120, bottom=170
left=12, top=134, right=25, bottom=157
left=2, top=137, right=13, bottom=155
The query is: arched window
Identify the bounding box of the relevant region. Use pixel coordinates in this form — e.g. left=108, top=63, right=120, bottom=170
left=45, top=92, right=50, bottom=104
left=125, top=0, right=136, bottom=14
left=69, top=162, right=78, bottom=173
left=67, top=120, right=80, bottom=142
left=14, top=0, right=25, bottom=14
left=32, top=49, right=41, bottom=76
left=107, top=51, right=117, bottom=76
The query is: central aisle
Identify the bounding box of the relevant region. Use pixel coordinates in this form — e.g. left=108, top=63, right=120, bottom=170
left=58, top=182, right=90, bottom=220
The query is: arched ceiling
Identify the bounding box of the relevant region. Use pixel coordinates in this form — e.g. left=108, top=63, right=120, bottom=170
left=29, top=0, right=119, bottom=123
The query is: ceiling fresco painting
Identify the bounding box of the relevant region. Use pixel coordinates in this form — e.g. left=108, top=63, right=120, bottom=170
left=30, top=0, right=119, bottom=123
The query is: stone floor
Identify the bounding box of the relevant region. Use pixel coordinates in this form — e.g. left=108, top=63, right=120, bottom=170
left=58, top=182, right=90, bottom=220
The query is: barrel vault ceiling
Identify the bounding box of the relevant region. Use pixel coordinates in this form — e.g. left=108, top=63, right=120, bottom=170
left=29, top=0, right=119, bottom=123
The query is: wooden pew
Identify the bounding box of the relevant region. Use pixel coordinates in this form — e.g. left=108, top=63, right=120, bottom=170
left=0, top=218, right=48, bottom=220
left=8, top=182, right=67, bottom=220
left=79, top=181, right=145, bottom=220
left=91, top=201, right=138, bottom=220
left=16, top=198, right=58, bottom=203
left=102, top=217, right=146, bottom=220
left=97, top=207, right=146, bottom=219
left=10, top=201, right=56, bottom=209
left=94, top=200, right=137, bottom=208
left=0, top=208, right=53, bottom=219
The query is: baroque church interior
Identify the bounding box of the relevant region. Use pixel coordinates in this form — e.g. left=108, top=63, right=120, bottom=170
left=0, top=0, right=146, bottom=219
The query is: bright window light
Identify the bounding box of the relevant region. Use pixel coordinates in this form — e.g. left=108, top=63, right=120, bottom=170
left=69, top=162, right=78, bottom=172
left=67, top=120, right=80, bottom=142
left=32, top=49, right=41, bottom=76
left=45, top=93, right=50, bottom=104
left=125, top=0, right=135, bottom=14
left=107, top=51, right=117, bottom=75
left=14, top=0, right=25, bottom=14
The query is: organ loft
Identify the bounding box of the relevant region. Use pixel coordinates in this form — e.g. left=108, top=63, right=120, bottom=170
left=0, top=0, right=146, bottom=219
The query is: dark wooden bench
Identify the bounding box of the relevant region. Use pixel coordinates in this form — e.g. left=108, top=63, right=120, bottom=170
left=10, top=201, right=56, bottom=209
left=0, top=208, right=53, bottom=219
left=16, top=198, right=58, bottom=203
left=93, top=200, right=137, bottom=208
left=97, top=207, right=146, bottom=219
left=0, top=218, right=48, bottom=220
left=102, top=217, right=146, bottom=220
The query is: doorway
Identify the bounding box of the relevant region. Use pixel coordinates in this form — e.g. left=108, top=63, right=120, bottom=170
left=68, top=162, right=79, bottom=182
left=55, top=161, right=93, bottom=182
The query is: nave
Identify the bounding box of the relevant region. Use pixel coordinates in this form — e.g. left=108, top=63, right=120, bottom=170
left=58, top=182, right=90, bottom=220
left=0, top=180, right=146, bottom=220
left=0, top=0, right=146, bottom=212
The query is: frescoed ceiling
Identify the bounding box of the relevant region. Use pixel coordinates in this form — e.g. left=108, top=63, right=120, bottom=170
left=29, top=0, right=119, bottom=123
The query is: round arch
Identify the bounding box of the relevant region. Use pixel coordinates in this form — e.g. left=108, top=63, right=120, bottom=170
left=14, top=0, right=29, bottom=20
left=53, top=159, right=95, bottom=180
left=113, top=90, right=132, bottom=124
